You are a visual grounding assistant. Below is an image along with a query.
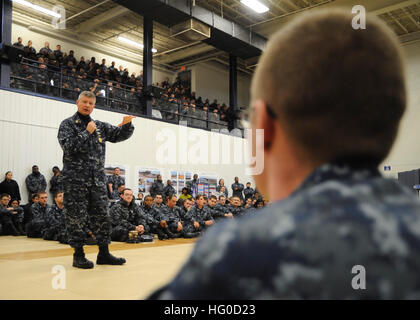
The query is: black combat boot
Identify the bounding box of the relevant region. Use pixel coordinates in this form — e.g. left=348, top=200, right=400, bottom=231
left=17, top=224, right=26, bottom=236
left=183, top=232, right=201, bottom=238
left=6, top=222, right=20, bottom=236
left=96, top=245, right=126, bottom=265
left=165, top=228, right=179, bottom=239
left=73, top=246, right=94, bottom=269
left=157, top=229, right=168, bottom=240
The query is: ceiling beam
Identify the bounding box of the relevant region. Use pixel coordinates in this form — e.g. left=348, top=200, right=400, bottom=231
left=372, top=0, right=420, bottom=16
left=402, top=7, right=420, bottom=30
left=156, top=44, right=215, bottom=63
left=388, top=11, right=409, bottom=34
left=73, top=6, right=131, bottom=34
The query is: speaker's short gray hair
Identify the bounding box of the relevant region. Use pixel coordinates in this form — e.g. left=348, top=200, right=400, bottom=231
left=78, top=91, right=96, bottom=103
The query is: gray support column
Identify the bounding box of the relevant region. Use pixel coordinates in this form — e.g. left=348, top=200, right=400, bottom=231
left=0, top=0, right=12, bottom=88
left=229, top=53, right=238, bottom=130
left=142, top=16, right=153, bottom=117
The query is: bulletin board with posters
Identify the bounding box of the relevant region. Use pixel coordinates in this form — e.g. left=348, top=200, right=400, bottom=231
left=168, top=171, right=193, bottom=196
left=136, top=167, right=161, bottom=195
left=198, top=175, right=218, bottom=197
left=170, top=171, right=178, bottom=194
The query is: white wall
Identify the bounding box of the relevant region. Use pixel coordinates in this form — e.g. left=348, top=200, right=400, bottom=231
left=11, top=22, right=172, bottom=85
left=0, top=89, right=254, bottom=204
left=192, top=61, right=251, bottom=108
left=381, top=40, right=420, bottom=179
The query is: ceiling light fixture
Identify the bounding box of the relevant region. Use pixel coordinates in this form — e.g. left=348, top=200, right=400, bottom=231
left=240, top=0, right=269, bottom=14
left=12, top=0, right=61, bottom=18
left=117, top=36, right=157, bottom=53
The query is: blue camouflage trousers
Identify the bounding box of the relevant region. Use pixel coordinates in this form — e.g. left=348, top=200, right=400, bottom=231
left=63, top=176, right=111, bottom=248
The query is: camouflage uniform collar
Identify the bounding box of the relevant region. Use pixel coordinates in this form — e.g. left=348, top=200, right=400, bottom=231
left=118, top=199, right=135, bottom=208
left=73, top=112, right=92, bottom=124
left=293, top=161, right=380, bottom=198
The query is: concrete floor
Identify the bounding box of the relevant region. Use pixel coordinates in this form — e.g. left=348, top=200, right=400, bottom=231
left=0, top=235, right=196, bottom=299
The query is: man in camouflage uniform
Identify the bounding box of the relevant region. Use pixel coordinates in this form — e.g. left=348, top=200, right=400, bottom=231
left=207, top=195, right=233, bottom=221
left=231, top=177, right=244, bottom=202
left=181, top=194, right=214, bottom=238
left=225, top=196, right=244, bottom=218
left=0, top=194, right=21, bottom=235
left=42, top=191, right=67, bottom=243
left=49, top=166, right=63, bottom=201
left=150, top=175, right=164, bottom=198
left=26, top=191, right=49, bottom=238
left=179, top=198, right=193, bottom=219
left=25, top=165, right=47, bottom=204
left=186, top=174, right=199, bottom=198
left=141, top=195, right=165, bottom=239
left=156, top=194, right=183, bottom=239
left=243, top=182, right=255, bottom=200
left=9, top=199, right=25, bottom=235
left=152, top=194, right=165, bottom=212
left=107, top=167, right=125, bottom=200
left=58, top=90, right=135, bottom=269
left=163, top=180, right=176, bottom=202
left=149, top=9, right=420, bottom=299
left=109, top=188, right=148, bottom=242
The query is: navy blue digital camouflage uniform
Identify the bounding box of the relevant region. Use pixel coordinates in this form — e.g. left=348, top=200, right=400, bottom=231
left=208, top=203, right=229, bottom=221
left=226, top=203, right=244, bottom=218
left=156, top=205, right=183, bottom=235
left=149, top=162, right=420, bottom=299
left=231, top=182, right=244, bottom=201
left=25, top=173, right=47, bottom=203
left=182, top=205, right=214, bottom=234
left=141, top=204, right=160, bottom=234
left=58, top=112, right=134, bottom=248
left=110, top=199, right=148, bottom=241
left=49, top=174, right=63, bottom=199
left=163, top=184, right=176, bottom=201
left=243, top=187, right=255, bottom=200
left=150, top=180, right=164, bottom=198
left=43, top=203, right=67, bottom=242
left=0, top=203, right=22, bottom=235
left=107, top=174, right=125, bottom=200
left=26, top=202, right=49, bottom=238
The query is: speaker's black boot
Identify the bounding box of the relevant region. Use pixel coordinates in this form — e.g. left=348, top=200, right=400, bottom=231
left=96, top=245, right=126, bottom=265
left=72, top=246, right=94, bottom=269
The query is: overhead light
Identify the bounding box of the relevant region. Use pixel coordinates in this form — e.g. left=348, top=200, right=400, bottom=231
left=240, top=0, right=269, bottom=13
left=12, top=0, right=61, bottom=18
left=117, top=36, right=158, bottom=53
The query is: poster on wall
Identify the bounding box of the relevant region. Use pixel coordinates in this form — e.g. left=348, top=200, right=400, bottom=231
left=208, top=177, right=218, bottom=196
left=136, top=167, right=161, bottom=195
left=178, top=172, right=185, bottom=194
left=197, top=175, right=218, bottom=197
left=170, top=171, right=178, bottom=195
left=185, top=172, right=192, bottom=185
